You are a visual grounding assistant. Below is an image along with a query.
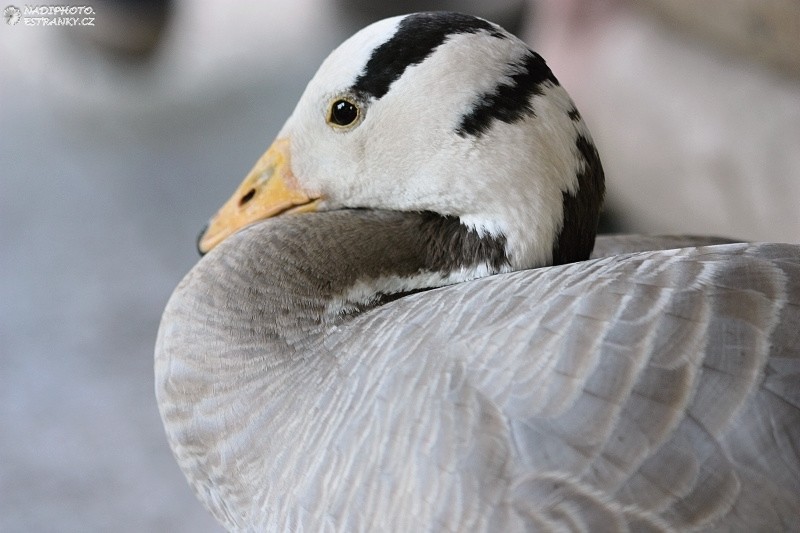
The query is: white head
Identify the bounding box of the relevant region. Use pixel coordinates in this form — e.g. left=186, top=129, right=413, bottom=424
left=199, top=12, right=604, bottom=270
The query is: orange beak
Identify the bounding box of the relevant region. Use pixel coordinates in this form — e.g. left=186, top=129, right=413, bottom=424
left=197, top=138, right=320, bottom=254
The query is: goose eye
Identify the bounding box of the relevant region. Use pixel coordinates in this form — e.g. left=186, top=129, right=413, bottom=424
left=328, top=99, right=359, bottom=127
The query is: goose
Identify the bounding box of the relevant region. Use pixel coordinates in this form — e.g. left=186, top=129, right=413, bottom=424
left=155, top=12, right=800, bottom=532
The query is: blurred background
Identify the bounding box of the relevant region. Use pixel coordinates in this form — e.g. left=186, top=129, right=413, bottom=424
left=1, top=0, right=798, bottom=530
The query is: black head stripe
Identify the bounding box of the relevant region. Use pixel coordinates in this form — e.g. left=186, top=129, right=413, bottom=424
left=552, top=135, right=606, bottom=265
left=350, top=12, right=506, bottom=101
left=457, top=51, right=559, bottom=138
left=567, top=106, right=582, bottom=122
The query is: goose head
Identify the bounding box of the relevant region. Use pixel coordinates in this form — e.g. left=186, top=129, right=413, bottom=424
left=198, top=12, right=604, bottom=271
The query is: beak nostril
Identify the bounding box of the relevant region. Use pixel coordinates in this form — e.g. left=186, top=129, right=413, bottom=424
left=239, top=188, right=256, bottom=206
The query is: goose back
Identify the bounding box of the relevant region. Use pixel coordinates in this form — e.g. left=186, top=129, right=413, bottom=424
left=156, top=217, right=800, bottom=531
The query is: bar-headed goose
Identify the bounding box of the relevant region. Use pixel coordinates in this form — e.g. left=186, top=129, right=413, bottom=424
left=155, top=12, right=800, bottom=532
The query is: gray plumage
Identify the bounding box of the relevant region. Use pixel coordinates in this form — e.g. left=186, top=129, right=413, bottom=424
left=156, top=211, right=800, bottom=531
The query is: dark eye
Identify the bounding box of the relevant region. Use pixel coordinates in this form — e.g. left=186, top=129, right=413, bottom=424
left=328, top=99, right=359, bottom=127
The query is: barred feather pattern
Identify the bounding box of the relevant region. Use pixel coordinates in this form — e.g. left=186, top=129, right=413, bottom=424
left=156, top=214, right=800, bottom=532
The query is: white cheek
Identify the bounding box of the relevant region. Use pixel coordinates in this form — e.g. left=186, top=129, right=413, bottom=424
left=285, top=108, right=368, bottom=208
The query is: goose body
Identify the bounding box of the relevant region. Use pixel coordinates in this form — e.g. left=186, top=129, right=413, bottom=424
left=155, top=12, right=800, bottom=532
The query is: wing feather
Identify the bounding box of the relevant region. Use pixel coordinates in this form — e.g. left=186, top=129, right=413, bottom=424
left=322, top=242, right=800, bottom=530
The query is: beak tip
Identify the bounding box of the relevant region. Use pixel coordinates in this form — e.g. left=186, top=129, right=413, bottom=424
left=196, top=222, right=209, bottom=257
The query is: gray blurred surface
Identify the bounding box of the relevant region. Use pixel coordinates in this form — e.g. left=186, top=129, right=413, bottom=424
left=2, top=0, right=798, bottom=531
left=0, top=83, right=279, bottom=532
left=1, top=1, right=338, bottom=530
left=531, top=0, right=800, bottom=243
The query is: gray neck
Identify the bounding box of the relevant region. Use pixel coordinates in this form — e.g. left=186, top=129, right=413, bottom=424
left=160, top=209, right=508, bottom=363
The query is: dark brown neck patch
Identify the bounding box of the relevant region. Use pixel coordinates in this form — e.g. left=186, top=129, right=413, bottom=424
left=415, top=211, right=508, bottom=273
